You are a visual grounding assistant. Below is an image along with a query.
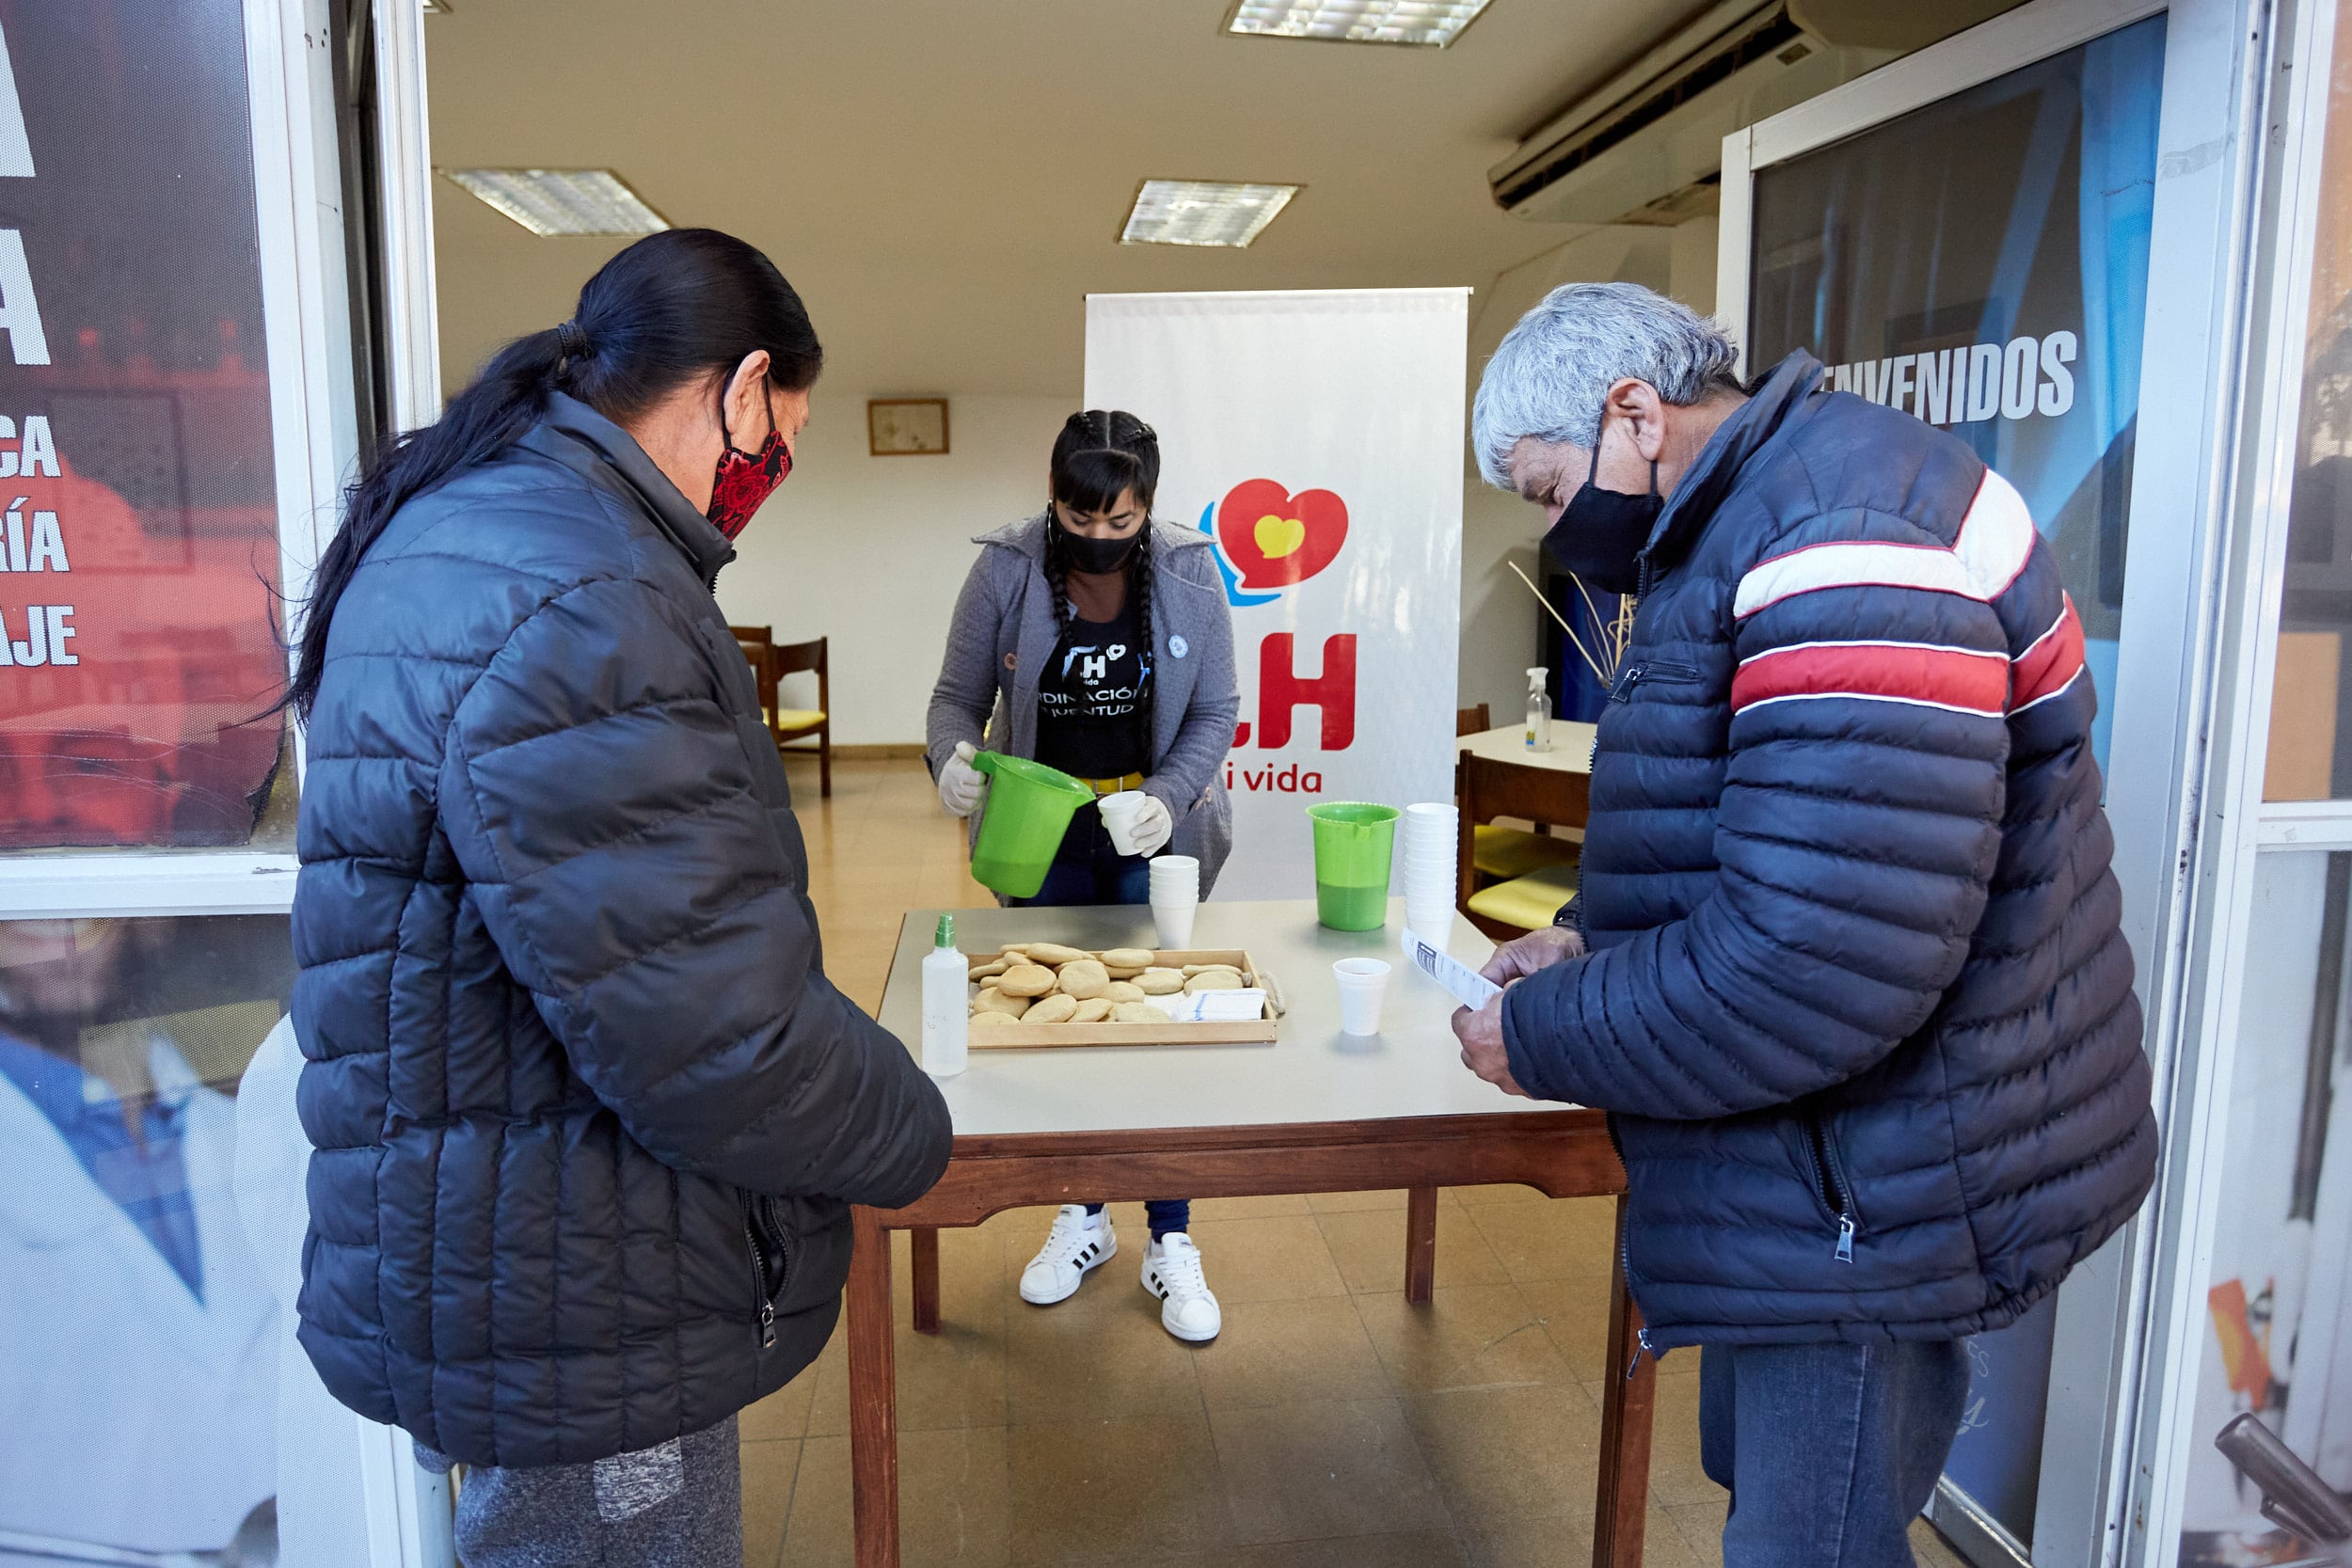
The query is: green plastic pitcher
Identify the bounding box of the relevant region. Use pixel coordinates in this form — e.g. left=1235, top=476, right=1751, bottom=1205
left=1307, top=801, right=1400, bottom=930
left=969, top=752, right=1093, bottom=898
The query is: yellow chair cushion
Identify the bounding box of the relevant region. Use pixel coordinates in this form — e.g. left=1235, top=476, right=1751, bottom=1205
left=1466, top=863, right=1581, bottom=932
left=1471, top=825, right=1580, bottom=880
left=771, top=708, right=826, bottom=730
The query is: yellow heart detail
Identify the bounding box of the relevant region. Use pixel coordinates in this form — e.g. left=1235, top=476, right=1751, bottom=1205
left=1255, top=514, right=1308, bottom=560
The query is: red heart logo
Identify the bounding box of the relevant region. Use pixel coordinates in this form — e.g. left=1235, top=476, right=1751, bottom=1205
left=1215, top=479, right=1348, bottom=590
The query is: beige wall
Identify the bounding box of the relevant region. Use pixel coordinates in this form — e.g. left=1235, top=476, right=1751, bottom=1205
left=717, top=390, right=1073, bottom=749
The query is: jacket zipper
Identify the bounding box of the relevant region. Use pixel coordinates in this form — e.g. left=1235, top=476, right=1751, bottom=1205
left=1605, top=1114, right=1661, bottom=1379
left=742, top=1195, right=787, bottom=1350
left=1804, top=1112, right=1861, bottom=1263
left=1608, top=658, right=1699, bottom=703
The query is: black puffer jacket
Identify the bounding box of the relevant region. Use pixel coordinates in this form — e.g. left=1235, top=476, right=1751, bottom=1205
left=292, top=394, right=951, bottom=1467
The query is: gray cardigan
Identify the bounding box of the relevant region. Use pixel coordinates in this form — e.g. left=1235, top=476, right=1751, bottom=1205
left=926, top=515, right=1238, bottom=895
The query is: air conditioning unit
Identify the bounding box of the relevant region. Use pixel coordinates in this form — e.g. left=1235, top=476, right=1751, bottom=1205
left=1488, top=0, right=2026, bottom=227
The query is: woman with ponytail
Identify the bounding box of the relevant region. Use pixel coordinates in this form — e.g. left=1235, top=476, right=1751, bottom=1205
left=925, top=410, right=1240, bottom=1341
left=287, top=230, right=950, bottom=1566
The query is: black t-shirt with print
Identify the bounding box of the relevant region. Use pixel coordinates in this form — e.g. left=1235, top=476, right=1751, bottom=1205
left=1035, top=602, right=1152, bottom=781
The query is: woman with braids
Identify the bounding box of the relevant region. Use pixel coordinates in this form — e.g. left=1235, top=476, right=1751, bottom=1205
left=925, top=410, right=1240, bottom=1341
left=285, top=229, right=951, bottom=1564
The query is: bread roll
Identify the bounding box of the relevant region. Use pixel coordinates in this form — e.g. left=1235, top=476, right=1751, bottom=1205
left=1101, top=948, right=1154, bottom=970
left=971, top=1010, right=1023, bottom=1027
left=1025, top=993, right=1079, bottom=1024
left=971, top=987, right=1026, bottom=1018
left=999, top=963, right=1057, bottom=997
left=1185, top=970, right=1247, bottom=994
left=1111, top=1002, right=1169, bottom=1023
left=1103, top=981, right=1146, bottom=1005
left=1071, top=998, right=1115, bottom=1023
left=1134, top=968, right=1184, bottom=995
left=967, top=957, right=1009, bottom=980
left=1025, top=942, right=1089, bottom=966
left=1056, top=958, right=1110, bottom=1000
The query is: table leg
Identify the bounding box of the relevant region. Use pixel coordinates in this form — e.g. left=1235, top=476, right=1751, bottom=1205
left=911, top=1227, right=941, bottom=1335
left=1591, top=1195, right=1655, bottom=1568
left=848, top=1206, right=900, bottom=1568
left=1404, top=1186, right=1438, bottom=1304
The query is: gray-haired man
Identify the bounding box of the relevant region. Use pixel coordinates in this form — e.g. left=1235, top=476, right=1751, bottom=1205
left=1454, top=282, right=2154, bottom=1567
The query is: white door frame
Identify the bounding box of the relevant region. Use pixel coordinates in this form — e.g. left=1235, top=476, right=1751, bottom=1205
left=1714, top=1, right=2280, bottom=1562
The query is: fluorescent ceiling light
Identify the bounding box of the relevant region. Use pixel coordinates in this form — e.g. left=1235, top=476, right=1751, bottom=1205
left=1226, top=0, right=1493, bottom=46
left=1120, top=181, right=1299, bottom=248
left=443, top=168, right=669, bottom=237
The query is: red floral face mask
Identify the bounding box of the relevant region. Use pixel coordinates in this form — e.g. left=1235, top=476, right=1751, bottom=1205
left=707, top=395, right=793, bottom=540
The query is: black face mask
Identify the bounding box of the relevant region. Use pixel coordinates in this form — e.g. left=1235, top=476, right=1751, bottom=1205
left=1056, top=516, right=1141, bottom=575
left=1540, top=432, right=1661, bottom=596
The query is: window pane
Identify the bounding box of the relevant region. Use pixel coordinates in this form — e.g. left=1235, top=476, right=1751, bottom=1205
left=0, top=2, right=294, bottom=850
left=2265, top=5, right=2352, bottom=800
left=2179, top=852, right=2352, bottom=1563
left=0, top=914, right=294, bottom=1560
left=1746, top=16, right=2168, bottom=784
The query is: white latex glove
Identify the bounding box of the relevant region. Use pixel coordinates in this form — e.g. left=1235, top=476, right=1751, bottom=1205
left=1127, top=793, right=1174, bottom=857
left=938, top=742, right=989, bottom=817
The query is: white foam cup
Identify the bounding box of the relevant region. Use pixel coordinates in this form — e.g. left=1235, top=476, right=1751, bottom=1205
left=1099, top=790, right=1151, bottom=855
left=1333, top=958, right=1392, bottom=1037
left=1150, top=855, right=1200, bottom=948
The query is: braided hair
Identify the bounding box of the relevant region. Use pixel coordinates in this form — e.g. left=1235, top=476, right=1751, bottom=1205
left=1044, top=409, right=1161, bottom=748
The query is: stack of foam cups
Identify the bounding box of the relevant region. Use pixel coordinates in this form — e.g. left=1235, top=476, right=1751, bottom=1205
left=1401, top=802, right=1459, bottom=948
left=1150, top=855, right=1200, bottom=950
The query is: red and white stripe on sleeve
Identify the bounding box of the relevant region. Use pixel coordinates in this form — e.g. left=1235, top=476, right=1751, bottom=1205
left=1728, top=467, right=2086, bottom=721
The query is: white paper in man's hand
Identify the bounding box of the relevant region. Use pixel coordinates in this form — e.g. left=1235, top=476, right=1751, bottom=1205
left=1400, top=927, right=1502, bottom=1011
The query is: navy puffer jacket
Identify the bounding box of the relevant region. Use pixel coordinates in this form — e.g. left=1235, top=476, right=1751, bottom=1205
left=292, top=394, right=952, bottom=1466
left=1501, top=354, right=2156, bottom=1349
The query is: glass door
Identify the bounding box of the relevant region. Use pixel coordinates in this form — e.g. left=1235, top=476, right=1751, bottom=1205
left=0, top=2, right=442, bottom=1563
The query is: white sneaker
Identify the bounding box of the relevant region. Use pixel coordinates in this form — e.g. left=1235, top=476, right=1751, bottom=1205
left=1019, top=1205, right=1117, bottom=1306
left=1140, top=1232, right=1222, bottom=1342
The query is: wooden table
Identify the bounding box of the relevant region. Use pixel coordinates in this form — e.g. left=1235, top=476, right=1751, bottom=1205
left=855, top=898, right=1655, bottom=1568
left=1455, top=721, right=1598, bottom=774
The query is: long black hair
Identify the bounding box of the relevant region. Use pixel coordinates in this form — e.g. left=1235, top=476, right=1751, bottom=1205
left=281, top=228, right=822, bottom=719
left=1042, top=410, right=1161, bottom=746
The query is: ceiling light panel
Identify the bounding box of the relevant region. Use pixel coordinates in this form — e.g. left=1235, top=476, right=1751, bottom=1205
left=1226, top=1, right=1493, bottom=47
left=443, top=168, right=669, bottom=237
left=1120, top=181, right=1299, bottom=248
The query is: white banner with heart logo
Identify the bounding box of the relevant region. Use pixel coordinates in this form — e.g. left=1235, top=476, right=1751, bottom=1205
left=1085, top=289, right=1468, bottom=903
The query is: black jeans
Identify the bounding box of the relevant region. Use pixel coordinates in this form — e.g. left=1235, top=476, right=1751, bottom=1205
left=1014, top=803, right=1188, bottom=1238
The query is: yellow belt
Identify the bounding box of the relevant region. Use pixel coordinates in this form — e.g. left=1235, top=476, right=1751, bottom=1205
left=1081, top=771, right=1145, bottom=797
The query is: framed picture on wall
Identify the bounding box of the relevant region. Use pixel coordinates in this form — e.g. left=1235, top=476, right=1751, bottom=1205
left=867, top=398, right=949, bottom=456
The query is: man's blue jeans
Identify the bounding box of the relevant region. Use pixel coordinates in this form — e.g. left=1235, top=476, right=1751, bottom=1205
left=1698, top=1338, right=1969, bottom=1568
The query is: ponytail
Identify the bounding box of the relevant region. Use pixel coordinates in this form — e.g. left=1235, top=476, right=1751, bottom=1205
left=281, top=228, right=821, bottom=720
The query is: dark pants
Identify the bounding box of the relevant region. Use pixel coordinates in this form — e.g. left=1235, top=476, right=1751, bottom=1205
left=1698, top=1339, right=1968, bottom=1568
left=1013, top=802, right=1155, bottom=907
left=1016, top=802, right=1188, bottom=1237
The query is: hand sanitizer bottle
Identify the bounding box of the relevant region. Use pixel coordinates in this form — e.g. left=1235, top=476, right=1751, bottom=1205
left=1525, top=667, right=1553, bottom=752
left=920, top=913, right=968, bottom=1078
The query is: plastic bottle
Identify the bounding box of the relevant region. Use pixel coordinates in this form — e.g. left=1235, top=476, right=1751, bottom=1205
left=920, top=913, right=969, bottom=1078
left=1525, top=666, right=1553, bottom=752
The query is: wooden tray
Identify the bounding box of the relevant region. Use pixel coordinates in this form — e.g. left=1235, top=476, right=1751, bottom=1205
left=966, top=946, right=1280, bottom=1049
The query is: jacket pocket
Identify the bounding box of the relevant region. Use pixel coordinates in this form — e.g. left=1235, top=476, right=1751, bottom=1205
left=1607, top=658, right=1702, bottom=703
left=1798, top=1110, right=1864, bottom=1265
left=741, top=1193, right=791, bottom=1351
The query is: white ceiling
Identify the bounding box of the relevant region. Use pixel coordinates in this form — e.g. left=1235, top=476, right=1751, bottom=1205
left=423, top=0, right=1715, bottom=399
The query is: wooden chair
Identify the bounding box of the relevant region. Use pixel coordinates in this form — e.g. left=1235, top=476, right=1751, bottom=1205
left=1455, top=704, right=1491, bottom=737
left=1457, top=751, right=1587, bottom=940
left=770, top=636, right=833, bottom=799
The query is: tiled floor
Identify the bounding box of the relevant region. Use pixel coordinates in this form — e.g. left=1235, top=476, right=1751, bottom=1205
left=751, top=756, right=1971, bottom=1568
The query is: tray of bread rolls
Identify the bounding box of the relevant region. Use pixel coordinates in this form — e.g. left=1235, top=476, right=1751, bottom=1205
left=964, top=942, right=1281, bottom=1048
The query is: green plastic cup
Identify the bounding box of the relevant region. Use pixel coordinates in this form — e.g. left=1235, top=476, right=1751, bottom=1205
left=967, top=752, right=1093, bottom=898
left=1306, top=801, right=1400, bottom=930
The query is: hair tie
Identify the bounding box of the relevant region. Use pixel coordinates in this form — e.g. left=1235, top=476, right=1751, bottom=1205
left=554, top=320, right=591, bottom=360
